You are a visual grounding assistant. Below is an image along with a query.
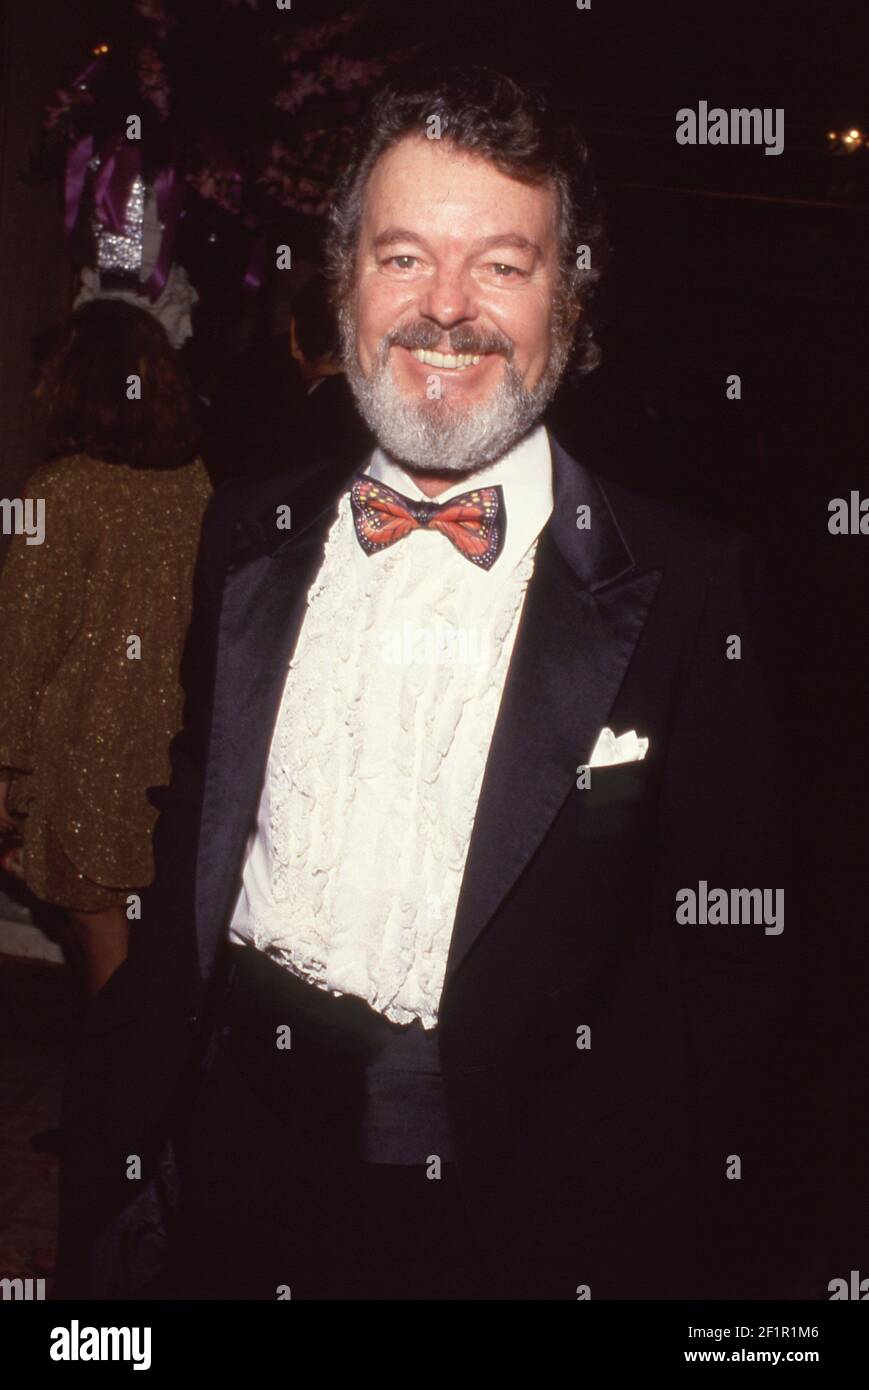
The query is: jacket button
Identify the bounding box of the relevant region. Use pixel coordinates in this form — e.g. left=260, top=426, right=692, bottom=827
left=188, top=1012, right=199, bottom=1027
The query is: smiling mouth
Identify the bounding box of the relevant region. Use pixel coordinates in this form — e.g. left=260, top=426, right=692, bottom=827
left=408, top=348, right=482, bottom=371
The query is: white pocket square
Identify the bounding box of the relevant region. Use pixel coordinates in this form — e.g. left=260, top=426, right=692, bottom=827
left=588, top=727, right=649, bottom=768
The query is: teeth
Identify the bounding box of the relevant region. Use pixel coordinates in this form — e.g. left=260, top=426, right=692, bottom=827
left=409, top=349, right=482, bottom=369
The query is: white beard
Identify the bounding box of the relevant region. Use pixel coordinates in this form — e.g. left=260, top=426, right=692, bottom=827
left=342, top=321, right=569, bottom=475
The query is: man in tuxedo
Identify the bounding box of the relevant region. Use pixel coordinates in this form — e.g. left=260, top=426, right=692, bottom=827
left=58, top=66, right=805, bottom=1301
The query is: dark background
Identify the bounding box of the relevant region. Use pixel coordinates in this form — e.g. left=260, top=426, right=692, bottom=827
left=1, top=0, right=867, bottom=1284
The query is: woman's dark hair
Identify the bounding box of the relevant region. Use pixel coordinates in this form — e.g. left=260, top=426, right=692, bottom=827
left=325, top=65, right=608, bottom=374
left=37, top=298, right=202, bottom=469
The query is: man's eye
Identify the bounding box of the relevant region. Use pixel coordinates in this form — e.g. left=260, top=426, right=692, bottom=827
left=386, top=255, right=418, bottom=270
left=489, top=263, right=523, bottom=278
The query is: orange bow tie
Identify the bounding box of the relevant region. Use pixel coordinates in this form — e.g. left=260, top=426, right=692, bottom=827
left=350, top=474, right=505, bottom=570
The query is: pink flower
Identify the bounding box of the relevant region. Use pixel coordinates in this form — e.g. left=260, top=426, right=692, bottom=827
left=186, top=166, right=245, bottom=213
left=138, top=44, right=170, bottom=120
left=320, top=53, right=385, bottom=92
left=134, top=0, right=175, bottom=39
left=41, top=84, right=94, bottom=132
left=274, top=72, right=327, bottom=113
left=273, top=12, right=361, bottom=62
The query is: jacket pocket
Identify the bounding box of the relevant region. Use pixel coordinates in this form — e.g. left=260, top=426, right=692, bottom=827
left=575, top=759, right=659, bottom=839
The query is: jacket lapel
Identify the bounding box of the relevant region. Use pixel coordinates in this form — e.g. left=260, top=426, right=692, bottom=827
left=194, top=454, right=366, bottom=981
left=444, top=436, right=662, bottom=983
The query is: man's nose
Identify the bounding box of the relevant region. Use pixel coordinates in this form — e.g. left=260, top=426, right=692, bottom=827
left=416, top=268, right=478, bottom=331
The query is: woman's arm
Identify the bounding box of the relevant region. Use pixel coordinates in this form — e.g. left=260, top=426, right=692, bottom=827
left=0, top=463, right=88, bottom=776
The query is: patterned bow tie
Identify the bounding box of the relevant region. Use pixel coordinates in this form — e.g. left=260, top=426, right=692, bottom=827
left=350, top=474, right=505, bottom=570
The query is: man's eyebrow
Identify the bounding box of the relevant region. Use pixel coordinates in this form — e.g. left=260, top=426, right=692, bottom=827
left=370, top=228, right=543, bottom=257
left=371, top=227, right=424, bottom=251
left=475, top=232, right=543, bottom=257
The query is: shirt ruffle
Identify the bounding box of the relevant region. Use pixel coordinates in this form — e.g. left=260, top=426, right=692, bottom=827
left=246, top=493, right=537, bottom=1028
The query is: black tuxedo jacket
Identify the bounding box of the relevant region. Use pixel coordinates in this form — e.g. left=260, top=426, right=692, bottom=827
left=57, top=431, right=803, bottom=1300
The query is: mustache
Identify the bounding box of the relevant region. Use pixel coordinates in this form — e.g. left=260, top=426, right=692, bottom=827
left=382, top=321, right=515, bottom=360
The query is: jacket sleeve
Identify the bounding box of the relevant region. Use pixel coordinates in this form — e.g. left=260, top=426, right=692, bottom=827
left=0, top=467, right=87, bottom=776
left=652, top=530, right=811, bottom=1296
left=56, top=479, right=242, bottom=1299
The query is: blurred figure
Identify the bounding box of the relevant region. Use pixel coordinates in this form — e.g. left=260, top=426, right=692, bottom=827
left=0, top=300, right=211, bottom=996
left=289, top=269, right=344, bottom=391
left=204, top=271, right=371, bottom=485
left=201, top=317, right=306, bottom=485
left=286, top=271, right=373, bottom=469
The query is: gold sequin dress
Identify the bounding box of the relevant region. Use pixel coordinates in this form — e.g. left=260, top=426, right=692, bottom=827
left=0, top=452, right=211, bottom=911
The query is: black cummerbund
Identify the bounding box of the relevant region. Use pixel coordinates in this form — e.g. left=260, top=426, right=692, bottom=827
left=221, top=943, right=453, bottom=1165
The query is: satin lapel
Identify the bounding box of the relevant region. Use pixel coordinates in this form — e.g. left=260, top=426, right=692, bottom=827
left=194, top=456, right=364, bottom=981
left=444, top=437, right=662, bottom=984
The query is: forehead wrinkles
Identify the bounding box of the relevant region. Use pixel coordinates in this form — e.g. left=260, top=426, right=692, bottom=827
left=362, top=140, right=558, bottom=253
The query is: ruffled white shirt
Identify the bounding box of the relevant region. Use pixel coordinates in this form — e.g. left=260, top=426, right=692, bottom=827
left=228, top=424, right=554, bottom=1028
